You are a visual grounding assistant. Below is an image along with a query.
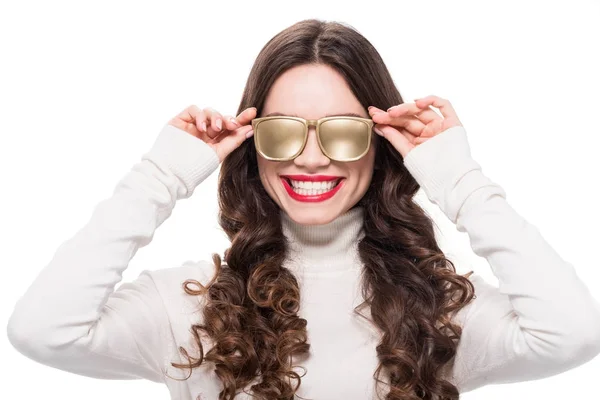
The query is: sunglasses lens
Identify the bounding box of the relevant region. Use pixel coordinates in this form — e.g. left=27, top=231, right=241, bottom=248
left=254, top=117, right=371, bottom=161
left=319, top=119, right=370, bottom=161
left=255, top=119, right=305, bottom=160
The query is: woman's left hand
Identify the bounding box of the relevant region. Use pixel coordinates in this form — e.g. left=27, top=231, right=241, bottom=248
left=368, top=95, right=463, bottom=158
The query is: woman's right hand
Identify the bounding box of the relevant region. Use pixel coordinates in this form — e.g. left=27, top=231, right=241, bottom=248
left=167, top=105, right=257, bottom=162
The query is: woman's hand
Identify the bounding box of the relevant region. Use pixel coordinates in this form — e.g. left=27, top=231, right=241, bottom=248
left=368, top=95, right=463, bottom=158
left=168, top=105, right=257, bottom=162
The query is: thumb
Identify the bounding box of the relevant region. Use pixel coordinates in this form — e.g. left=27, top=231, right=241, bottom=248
left=215, top=125, right=254, bottom=161
left=373, top=124, right=414, bottom=159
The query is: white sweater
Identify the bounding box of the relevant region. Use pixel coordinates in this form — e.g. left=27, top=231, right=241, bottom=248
left=7, top=123, right=600, bottom=399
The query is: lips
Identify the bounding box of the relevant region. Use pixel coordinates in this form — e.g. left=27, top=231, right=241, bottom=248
left=281, top=176, right=345, bottom=202
left=281, top=176, right=343, bottom=187
left=280, top=174, right=343, bottom=182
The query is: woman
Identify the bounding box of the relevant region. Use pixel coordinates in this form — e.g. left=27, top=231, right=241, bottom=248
left=7, top=18, right=600, bottom=400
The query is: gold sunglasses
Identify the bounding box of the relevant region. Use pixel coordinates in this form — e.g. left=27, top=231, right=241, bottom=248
left=251, top=115, right=375, bottom=162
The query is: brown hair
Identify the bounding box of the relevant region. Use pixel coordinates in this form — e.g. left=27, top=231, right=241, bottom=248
left=170, top=19, right=475, bottom=400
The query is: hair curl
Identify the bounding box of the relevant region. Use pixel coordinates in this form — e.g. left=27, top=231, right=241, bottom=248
left=169, top=19, right=476, bottom=400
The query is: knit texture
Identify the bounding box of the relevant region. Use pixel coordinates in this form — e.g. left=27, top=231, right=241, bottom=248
left=7, top=123, right=600, bottom=399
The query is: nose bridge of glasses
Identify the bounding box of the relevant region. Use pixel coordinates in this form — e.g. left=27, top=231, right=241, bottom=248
left=299, top=120, right=327, bottom=159
left=304, top=119, right=321, bottom=135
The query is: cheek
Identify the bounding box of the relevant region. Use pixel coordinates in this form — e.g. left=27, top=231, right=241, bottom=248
left=354, top=149, right=376, bottom=177
left=256, top=157, right=280, bottom=194
left=351, top=152, right=376, bottom=191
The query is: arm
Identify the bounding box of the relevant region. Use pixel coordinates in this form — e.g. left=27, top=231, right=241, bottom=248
left=6, top=124, right=220, bottom=383
left=403, top=125, right=600, bottom=392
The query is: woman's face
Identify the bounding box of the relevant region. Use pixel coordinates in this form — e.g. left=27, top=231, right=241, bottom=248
left=257, top=63, right=376, bottom=225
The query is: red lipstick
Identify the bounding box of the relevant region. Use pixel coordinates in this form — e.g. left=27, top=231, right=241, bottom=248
left=280, top=175, right=345, bottom=202
left=280, top=174, right=341, bottom=182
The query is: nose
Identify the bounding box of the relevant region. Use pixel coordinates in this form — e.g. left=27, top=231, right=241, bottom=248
left=293, top=126, right=331, bottom=170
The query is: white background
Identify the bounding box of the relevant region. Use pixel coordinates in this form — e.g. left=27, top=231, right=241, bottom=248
left=1, top=0, right=599, bottom=399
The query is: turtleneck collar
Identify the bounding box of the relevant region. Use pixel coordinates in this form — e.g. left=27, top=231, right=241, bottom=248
left=280, top=206, right=365, bottom=275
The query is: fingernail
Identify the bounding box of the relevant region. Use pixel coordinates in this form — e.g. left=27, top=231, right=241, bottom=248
left=201, top=122, right=207, bottom=132
left=245, top=129, right=254, bottom=139
left=216, top=118, right=222, bottom=130
left=373, top=127, right=383, bottom=136
left=229, top=117, right=239, bottom=126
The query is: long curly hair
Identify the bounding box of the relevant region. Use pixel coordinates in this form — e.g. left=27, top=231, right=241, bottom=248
left=169, top=19, right=476, bottom=400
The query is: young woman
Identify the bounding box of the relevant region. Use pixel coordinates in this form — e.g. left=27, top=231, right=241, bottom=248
left=8, top=19, right=600, bottom=400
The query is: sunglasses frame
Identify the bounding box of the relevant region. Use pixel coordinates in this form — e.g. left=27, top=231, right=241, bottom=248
left=251, top=115, right=375, bottom=162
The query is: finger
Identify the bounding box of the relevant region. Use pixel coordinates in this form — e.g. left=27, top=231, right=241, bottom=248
left=176, top=105, right=201, bottom=123
left=387, top=102, right=440, bottom=124
left=174, top=105, right=202, bottom=132
left=199, top=107, right=221, bottom=139
left=235, top=106, right=257, bottom=125
left=374, top=122, right=420, bottom=141
left=212, top=111, right=253, bottom=141
left=371, top=112, right=426, bottom=137
left=221, top=106, right=257, bottom=132
left=370, top=104, right=415, bottom=117
left=382, top=124, right=430, bottom=147
left=204, top=107, right=224, bottom=133
left=414, top=95, right=459, bottom=121
left=195, top=109, right=207, bottom=133
left=369, top=105, right=412, bottom=125
left=373, top=124, right=415, bottom=158
left=222, top=114, right=241, bottom=131
left=200, top=107, right=222, bottom=138
left=211, top=107, right=255, bottom=142
left=368, top=105, right=388, bottom=115
left=369, top=103, right=436, bottom=127
left=216, top=126, right=254, bottom=158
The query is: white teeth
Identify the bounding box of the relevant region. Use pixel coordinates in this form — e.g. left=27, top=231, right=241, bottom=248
left=289, top=179, right=337, bottom=189
left=287, top=178, right=341, bottom=196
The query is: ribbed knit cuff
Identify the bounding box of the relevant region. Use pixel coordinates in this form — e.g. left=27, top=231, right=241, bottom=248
left=141, top=124, right=220, bottom=199
left=402, top=125, right=483, bottom=215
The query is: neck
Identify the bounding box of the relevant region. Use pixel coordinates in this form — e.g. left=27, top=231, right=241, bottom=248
left=280, top=206, right=365, bottom=275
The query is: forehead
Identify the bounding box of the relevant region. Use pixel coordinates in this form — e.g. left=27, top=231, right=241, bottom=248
left=261, top=64, right=366, bottom=119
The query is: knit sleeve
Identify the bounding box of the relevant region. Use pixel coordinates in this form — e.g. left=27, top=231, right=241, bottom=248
left=6, top=124, right=221, bottom=383
left=402, top=125, right=600, bottom=393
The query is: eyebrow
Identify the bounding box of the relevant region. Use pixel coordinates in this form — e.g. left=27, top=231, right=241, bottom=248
left=264, top=111, right=365, bottom=118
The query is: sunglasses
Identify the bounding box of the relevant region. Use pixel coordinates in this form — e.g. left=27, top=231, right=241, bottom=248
left=251, top=115, right=375, bottom=162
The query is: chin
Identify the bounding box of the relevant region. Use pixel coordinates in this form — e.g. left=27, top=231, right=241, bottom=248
left=284, top=207, right=340, bottom=226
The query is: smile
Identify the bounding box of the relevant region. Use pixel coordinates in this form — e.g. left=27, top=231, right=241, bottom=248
left=281, top=177, right=345, bottom=202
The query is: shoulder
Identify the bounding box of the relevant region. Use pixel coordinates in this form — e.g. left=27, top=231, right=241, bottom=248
left=140, top=260, right=219, bottom=381
left=147, top=259, right=217, bottom=290
left=143, top=259, right=218, bottom=325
